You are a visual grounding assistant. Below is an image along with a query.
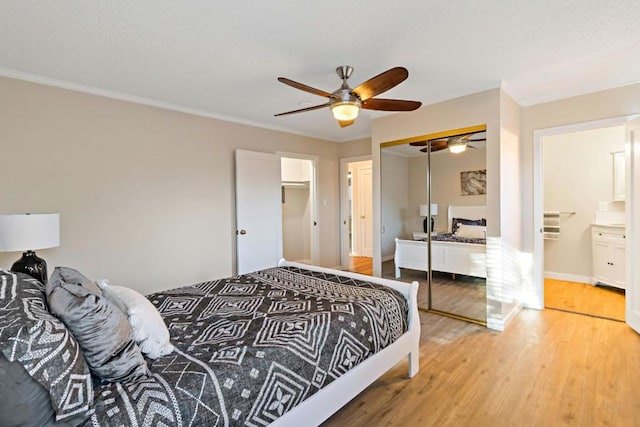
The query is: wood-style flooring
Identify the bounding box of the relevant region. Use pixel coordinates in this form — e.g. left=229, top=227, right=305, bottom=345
left=332, top=258, right=637, bottom=425
left=350, top=256, right=487, bottom=322
left=323, top=309, right=640, bottom=426
left=544, top=278, right=625, bottom=321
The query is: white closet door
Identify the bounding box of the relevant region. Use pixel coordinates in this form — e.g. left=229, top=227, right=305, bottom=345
left=235, top=150, right=282, bottom=275
left=625, top=117, right=640, bottom=334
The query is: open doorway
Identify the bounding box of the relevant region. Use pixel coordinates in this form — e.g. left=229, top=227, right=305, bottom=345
left=340, top=156, right=372, bottom=274
left=534, top=118, right=630, bottom=321
left=281, top=155, right=318, bottom=265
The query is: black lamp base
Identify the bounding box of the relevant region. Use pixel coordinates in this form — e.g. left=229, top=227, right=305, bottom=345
left=11, top=250, right=48, bottom=284
left=423, top=217, right=435, bottom=233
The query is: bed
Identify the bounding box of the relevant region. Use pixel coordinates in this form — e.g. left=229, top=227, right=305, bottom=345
left=394, top=205, right=487, bottom=279
left=0, top=259, right=419, bottom=427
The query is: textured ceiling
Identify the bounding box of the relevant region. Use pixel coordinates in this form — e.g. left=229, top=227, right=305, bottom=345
left=1, top=1, right=639, bottom=142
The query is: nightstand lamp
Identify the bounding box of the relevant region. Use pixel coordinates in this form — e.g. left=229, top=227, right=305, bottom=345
left=419, top=203, right=438, bottom=233
left=0, top=213, right=60, bottom=284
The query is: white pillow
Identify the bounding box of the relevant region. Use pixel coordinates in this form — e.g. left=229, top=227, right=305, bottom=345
left=454, top=224, right=487, bottom=239
left=96, top=279, right=174, bottom=359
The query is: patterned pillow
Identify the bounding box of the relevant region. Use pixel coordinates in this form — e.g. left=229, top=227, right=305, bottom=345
left=451, top=217, right=486, bottom=234
left=0, top=270, right=93, bottom=421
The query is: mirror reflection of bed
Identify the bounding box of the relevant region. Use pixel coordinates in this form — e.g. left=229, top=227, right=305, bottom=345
left=393, top=205, right=487, bottom=322
left=380, top=128, right=488, bottom=324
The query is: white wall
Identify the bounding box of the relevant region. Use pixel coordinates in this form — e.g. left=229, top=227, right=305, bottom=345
left=380, top=152, right=409, bottom=259
left=543, top=126, right=625, bottom=280
left=0, top=77, right=343, bottom=295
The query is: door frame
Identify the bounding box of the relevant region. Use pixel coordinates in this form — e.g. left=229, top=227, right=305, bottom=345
left=532, top=115, right=635, bottom=310
left=340, top=155, right=372, bottom=269
left=276, top=151, right=319, bottom=265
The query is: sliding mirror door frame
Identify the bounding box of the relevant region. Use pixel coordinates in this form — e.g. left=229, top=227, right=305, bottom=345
left=380, top=124, right=488, bottom=326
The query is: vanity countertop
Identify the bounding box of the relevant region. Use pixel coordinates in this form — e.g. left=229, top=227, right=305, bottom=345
left=592, top=223, right=625, bottom=228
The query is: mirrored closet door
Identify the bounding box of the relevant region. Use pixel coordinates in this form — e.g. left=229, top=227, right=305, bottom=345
left=380, top=126, right=488, bottom=324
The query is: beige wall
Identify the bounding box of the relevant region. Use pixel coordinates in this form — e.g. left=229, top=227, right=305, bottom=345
left=0, top=77, right=343, bottom=294
left=543, top=126, right=625, bottom=279
left=282, top=186, right=311, bottom=262
left=338, top=137, right=371, bottom=158
left=380, top=152, right=409, bottom=258
left=406, top=148, right=487, bottom=233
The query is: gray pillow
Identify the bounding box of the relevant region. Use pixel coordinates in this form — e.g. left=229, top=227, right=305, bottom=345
left=0, top=354, right=89, bottom=427
left=46, top=267, right=149, bottom=383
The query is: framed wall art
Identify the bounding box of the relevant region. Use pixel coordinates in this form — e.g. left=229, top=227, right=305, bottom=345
left=460, top=169, right=486, bottom=195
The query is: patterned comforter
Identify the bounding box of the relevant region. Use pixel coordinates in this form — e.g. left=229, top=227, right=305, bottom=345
left=424, top=232, right=486, bottom=245
left=86, top=266, right=408, bottom=426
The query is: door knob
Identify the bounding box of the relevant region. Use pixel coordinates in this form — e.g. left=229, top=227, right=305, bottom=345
left=238, top=229, right=247, bottom=235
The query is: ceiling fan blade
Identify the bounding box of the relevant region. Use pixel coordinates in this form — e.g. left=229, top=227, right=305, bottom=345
left=409, top=141, right=428, bottom=147
left=277, top=77, right=331, bottom=98
left=339, top=119, right=355, bottom=128
left=420, top=144, right=448, bottom=153
left=353, top=67, right=409, bottom=101
left=361, top=98, right=422, bottom=111
left=419, top=140, right=448, bottom=152
left=274, top=103, right=331, bottom=116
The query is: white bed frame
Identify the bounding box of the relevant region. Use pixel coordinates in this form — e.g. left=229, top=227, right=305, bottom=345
left=394, top=205, right=487, bottom=279
left=272, top=259, right=420, bottom=427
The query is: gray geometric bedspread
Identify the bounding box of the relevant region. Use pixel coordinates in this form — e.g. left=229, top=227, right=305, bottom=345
left=425, top=233, right=486, bottom=245
left=86, top=266, right=408, bottom=426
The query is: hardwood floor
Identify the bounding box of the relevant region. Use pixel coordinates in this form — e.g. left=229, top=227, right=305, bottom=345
left=330, top=259, right=637, bottom=425
left=349, top=256, right=373, bottom=275
left=544, top=278, right=625, bottom=321
left=323, top=309, right=640, bottom=426
left=349, top=257, right=487, bottom=322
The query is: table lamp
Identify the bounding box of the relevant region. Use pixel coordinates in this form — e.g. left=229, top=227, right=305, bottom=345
left=419, top=204, right=438, bottom=233
left=0, top=213, right=60, bottom=284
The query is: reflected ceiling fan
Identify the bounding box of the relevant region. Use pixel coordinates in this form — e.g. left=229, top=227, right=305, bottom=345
left=275, top=66, right=422, bottom=127
left=410, top=132, right=486, bottom=154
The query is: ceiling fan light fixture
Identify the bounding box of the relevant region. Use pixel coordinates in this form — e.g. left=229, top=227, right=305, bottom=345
left=331, top=100, right=361, bottom=121
left=449, top=142, right=467, bottom=154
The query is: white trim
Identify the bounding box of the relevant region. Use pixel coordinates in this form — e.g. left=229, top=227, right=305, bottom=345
left=0, top=67, right=372, bottom=143
left=532, top=115, right=634, bottom=311
left=381, top=254, right=394, bottom=262
left=515, top=79, right=640, bottom=107
left=487, top=302, right=522, bottom=332
left=543, top=271, right=594, bottom=285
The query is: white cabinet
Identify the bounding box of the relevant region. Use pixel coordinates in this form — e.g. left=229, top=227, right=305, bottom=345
left=591, top=225, right=626, bottom=289
left=613, top=151, right=625, bottom=201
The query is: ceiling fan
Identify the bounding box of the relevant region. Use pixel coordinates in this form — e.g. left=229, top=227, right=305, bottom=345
left=275, top=66, right=422, bottom=127
left=410, top=132, right=486, bottom=154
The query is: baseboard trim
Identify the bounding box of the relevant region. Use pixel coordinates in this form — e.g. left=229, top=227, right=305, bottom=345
left=382, top=254, right=394, bottom=262
left=544, top=271, right=593, bottom=285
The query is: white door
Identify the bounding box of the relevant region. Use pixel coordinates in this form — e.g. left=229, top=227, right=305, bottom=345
left=235, top=150, right=282, bottom=274
left=356, top=165, right=373, bottom=257
left=625, top=118, right=640, bottom=333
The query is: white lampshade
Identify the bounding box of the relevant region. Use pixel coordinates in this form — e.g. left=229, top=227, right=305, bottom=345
left=419, top=204, right=438, bottom=216
left=0, top=213, right=60, bottom=252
